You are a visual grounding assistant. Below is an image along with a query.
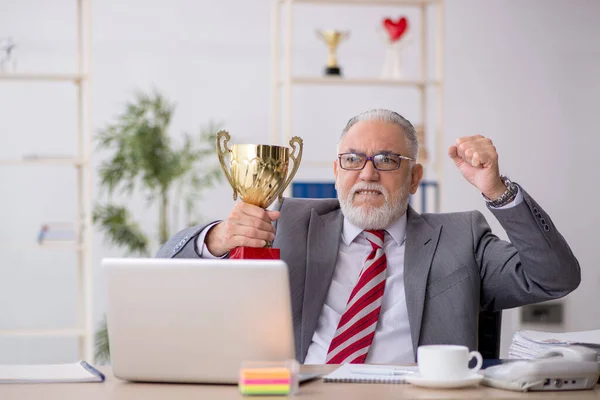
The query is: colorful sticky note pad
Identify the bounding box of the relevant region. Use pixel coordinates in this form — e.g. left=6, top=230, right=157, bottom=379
left=239, top=367, right=292, bottom=396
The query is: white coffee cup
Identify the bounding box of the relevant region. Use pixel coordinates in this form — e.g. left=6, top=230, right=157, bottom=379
left=417, top=345, right=483, bottom=381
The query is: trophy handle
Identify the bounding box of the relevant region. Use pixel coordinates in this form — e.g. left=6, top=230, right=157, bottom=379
left=279, top=136, right=303, bottom=202
left=216, top=130, right=238, bottom=201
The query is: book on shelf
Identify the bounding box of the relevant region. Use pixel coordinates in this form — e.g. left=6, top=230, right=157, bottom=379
left=37, top=223, right=76, bottom=244
left=292, top=182, right=337, bottom=199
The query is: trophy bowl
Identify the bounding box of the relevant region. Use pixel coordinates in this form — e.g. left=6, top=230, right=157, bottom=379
left=231, top=144, right=288, bottom=208
left=216, top=131, right=303, bottom=208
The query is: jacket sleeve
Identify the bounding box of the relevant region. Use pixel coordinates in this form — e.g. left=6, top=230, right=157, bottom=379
left=474, top=185, right=580, bottom=311
left=155, top=221, right=221, bottom=258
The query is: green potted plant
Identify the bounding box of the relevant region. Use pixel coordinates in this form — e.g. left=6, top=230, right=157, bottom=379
left=93, top=90, right=222, bottom=363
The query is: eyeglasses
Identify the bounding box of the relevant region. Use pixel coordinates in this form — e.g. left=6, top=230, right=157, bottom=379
left=338, top=152, right=414, bottom=171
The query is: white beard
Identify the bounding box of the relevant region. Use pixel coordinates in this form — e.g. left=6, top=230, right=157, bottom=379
left=337, top=181, right=409, bottom=230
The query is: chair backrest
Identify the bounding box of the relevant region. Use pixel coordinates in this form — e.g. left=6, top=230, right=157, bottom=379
left=477, top=310, right=502, bottom=359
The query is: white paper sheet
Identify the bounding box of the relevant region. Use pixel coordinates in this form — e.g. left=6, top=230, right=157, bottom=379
left=0, top=360, right=104, bottom=383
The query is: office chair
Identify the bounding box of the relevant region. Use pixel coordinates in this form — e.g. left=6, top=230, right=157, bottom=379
left=478, top=310, right=502, bottom=359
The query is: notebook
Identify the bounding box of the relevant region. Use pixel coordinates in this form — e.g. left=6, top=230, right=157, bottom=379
left=0, top=360, right=105, bottom=384
left=323, top=364, right=418, bottom=384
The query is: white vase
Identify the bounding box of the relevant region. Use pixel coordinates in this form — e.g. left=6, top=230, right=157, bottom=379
left=379, top=29, right=412, bottom=80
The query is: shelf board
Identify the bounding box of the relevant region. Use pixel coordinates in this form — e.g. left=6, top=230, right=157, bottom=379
left=283, top=77, right=440, bottom=87
left=0, top=73, right=86, bottom=83
left=0, top=243, right=84, bottom=251
left=39, top=242, right=83, bottom=251
left=287, top=0, right=440, bottom=6
left=0, top=328, right=85, bottom=337
left=0, top=157, right=84, bottom=166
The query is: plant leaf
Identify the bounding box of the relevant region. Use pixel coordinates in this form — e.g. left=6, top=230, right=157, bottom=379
left=94, top=316, right=110, bottom=365
left=93, top=204, right=150, bottom=256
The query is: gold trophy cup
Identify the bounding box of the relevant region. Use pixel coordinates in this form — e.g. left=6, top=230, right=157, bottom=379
left=216, top=130, right=303, bottom=259
left=316, top=30, right=350, bottom=76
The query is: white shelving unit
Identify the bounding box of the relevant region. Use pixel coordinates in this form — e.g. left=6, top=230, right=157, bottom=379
left=0, top=0, right=94, bottom=362
left=271, top=0, right=445, bottom=208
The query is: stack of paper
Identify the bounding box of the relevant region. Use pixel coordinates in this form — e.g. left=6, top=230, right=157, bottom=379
left=508, top=329, right=600, bottom=360
left=0, top=361, right=104, bottom=384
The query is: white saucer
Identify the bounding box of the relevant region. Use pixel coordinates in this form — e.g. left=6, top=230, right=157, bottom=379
left=405, top=373, right=483, bottom=389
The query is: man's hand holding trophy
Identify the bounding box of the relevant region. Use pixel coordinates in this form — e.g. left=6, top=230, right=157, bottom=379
left=216, top=131, right=303, bottom=259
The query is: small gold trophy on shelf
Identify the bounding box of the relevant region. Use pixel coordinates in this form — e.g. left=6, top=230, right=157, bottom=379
left=316, top=30, right=349, bottom=76
left=216, top=131, right=303, bottom=259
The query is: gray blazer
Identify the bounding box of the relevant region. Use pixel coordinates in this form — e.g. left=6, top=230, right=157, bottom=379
left=156, top=186, right=580, bottom=363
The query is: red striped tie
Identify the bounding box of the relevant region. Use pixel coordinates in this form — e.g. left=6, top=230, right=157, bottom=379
left=325, top=230, right=387, bottom=364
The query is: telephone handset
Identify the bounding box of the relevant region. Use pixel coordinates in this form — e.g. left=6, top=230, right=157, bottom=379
left=482, top=346, right=600, bottom=392
left=538, top=346, right=598, bottom=361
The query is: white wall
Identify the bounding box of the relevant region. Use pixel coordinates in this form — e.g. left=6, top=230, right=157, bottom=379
left=0, top=0, right=598, bottom=363
left=443, top=0, right=600, bottom=356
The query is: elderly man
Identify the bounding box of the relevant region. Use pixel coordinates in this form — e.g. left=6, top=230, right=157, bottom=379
left=157, top=109, right=580, bottom=365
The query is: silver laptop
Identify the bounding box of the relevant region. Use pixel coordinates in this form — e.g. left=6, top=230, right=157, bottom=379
left=103, top=257, right=296, bottom=384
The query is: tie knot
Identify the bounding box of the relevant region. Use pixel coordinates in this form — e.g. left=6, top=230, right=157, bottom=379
left=364, top=230, right=385, bottom=248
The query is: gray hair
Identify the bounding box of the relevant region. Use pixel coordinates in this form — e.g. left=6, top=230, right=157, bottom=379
left=338, top=109, right=419, bottom=159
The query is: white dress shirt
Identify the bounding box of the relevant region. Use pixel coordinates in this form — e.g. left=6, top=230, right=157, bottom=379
left=304, top=214, right=414, bottom=364
left=196, top=222, right=222, bottom=258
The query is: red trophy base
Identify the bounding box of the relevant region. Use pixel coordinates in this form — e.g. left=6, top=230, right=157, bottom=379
left=230, top=246, right=280, bottom=260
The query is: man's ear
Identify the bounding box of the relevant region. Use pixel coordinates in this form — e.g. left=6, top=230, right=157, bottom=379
left=333, top=159, right=338, bottom=181
left=410, top=163, right=424, bottom=194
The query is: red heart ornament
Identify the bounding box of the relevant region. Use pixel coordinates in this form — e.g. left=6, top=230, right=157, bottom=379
left=383, top=17, right=408, bottom=42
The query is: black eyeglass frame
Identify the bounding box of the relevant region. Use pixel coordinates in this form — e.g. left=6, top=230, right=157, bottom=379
left=337, top=152, right=415, bottom=171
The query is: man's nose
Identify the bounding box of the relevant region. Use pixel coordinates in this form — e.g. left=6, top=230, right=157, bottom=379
left=359, top=160, right=379, bottom=181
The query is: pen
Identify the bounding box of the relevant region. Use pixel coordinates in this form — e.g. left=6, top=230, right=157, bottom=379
left=350, top=368, right=415, bottom=376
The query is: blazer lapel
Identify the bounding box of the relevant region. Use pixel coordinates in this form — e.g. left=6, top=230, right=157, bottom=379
left=404, top=206, right=442, bottom=356
left=300, top=208, right=343, bottom=361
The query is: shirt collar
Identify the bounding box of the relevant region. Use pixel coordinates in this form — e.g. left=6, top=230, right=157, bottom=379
left=342, top=212, right=408, bottom=246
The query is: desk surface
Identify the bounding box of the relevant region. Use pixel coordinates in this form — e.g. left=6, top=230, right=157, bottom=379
left=1, top=365, right=599, bottom=400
